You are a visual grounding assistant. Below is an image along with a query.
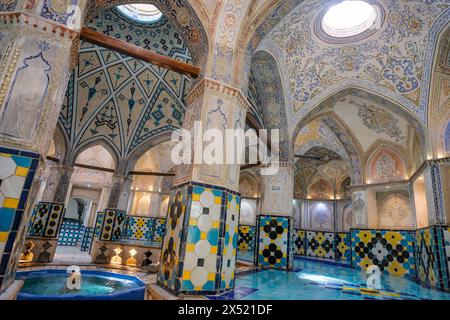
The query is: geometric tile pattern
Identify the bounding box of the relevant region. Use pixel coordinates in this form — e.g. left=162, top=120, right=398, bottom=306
left=94, top=211, right=105, bottom=237
left=220, top=194, right=240, bottom=290
left=237, top=225, right=255, bottom=251
left=126, top=216, right=154, bottom=241
left=293, top=229, right=305, bottom=255
left=180, top=185, right=223, bottom=292
left=152, top=218, right=166, bottom=242
left=0, top=147, right=39, bottom=291
left=306, top=231, right=335, bottom=259
left=80, top=227, right=95, bottom=252
left=157, top=181, right=240, bottom=295
left=415, top=226, right=450, bottom=291
left=336, top=233, right=351, bottom=262
left=98, top=209, right=127, bottom=241
left=57, top=220, right=83, bottom=246
left=351, top=229, right=416, bottom=278
left=158, top=185, right=188, bottom=293
left=257, top=215, right=291, bottom=270
left=29, top=202, right=64, bottom=238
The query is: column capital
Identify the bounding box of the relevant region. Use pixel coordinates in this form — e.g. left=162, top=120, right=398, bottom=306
left=185, top=77, right=252, bottom=112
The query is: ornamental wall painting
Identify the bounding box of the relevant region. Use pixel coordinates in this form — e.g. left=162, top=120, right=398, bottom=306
left=367, top=148, right=406, bottom=183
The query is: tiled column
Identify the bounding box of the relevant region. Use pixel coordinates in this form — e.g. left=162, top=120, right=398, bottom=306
left=424, top=162, right=446, bottom=225
left=256, top=163, right=294, bottom=270
left=157, top=79, right=248, bottom=295
left=0, top=1, right=85, bottom=292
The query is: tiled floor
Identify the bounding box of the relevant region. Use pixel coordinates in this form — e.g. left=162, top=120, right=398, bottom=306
left=53, top=246, right=92, bottom=264
left=207, top=258, right=450, bottom=300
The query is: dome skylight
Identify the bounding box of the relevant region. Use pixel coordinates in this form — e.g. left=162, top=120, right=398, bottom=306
left=116, top=4, right=163, bottom=23
left=321, top=1, right=378, bottom=38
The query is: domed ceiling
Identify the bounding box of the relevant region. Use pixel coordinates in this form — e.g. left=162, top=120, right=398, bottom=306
left=256, top=0, right=449, bottom=127
left=59, top=7, right=192, bottom=162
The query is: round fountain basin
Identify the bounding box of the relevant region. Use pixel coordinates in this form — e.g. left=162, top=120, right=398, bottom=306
left=17, top=269, right=146, bottom=300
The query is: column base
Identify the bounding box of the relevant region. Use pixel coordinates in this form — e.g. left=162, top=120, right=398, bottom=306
left=0, top=280, right=24, bottom=300
left=256, top=215, right=294, bottom=270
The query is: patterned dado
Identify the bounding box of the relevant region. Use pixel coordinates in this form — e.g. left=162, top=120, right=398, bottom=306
left=0, top=147, right=39, bottom=291
left=256, top=215, right=292, bottom=270
left=351, top=229, right=416, bottom=278
left=157, top=182, right=240, bottom=295
left=237, top=225, right=255, bottom=251
left=306, top=231, right=335, bottom=259
left=28, top=202, right=64, bottom=238
left=293, top=229, right=351, bottom=262
left=415, top=226, right=450, bottom=291
left=59, top=7, right=191, bottom=160
left=124, top=215, right=166, bottom=243
left=98, top=209, right=127, bottom=241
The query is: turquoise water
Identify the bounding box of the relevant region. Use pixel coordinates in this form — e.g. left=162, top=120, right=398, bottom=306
left=19, top=272, right=139, bottom=296
left=209, top=258, right=450, bottom=300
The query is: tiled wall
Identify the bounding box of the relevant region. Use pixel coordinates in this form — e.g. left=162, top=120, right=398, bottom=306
left=124, top=215, right=166, bottom=243
left=415, top=226, right=450, bottom=290
left=293, top=229, right=350, bottom=262
left=256, top=215, right=292, bottom=270
left=28, top=202, right=64, bottom=238
left=98, top=209, right=127, bottom=241
left=306, top=231, right=335, bottom=259
left=351, top=229, right=416, bottom=278
left=237, top=225, right=255, bottom=251
left=57, top=220, right=83, bottom=246
left=0, top=148, right=39, bottom=291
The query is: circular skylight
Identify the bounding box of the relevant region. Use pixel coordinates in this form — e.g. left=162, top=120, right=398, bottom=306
left=116, top=4, right=163, bottom=23
left=322, top=1, right=378, bottom=38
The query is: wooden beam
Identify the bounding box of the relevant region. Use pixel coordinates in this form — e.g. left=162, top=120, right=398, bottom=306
left=75, top=163, right=116, bottom=173
left=80, top=27, right=200, bottom=78
left=129, top=171, right=175, bottom=177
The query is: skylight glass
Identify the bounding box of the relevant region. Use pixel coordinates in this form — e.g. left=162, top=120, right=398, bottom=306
left=116, top=4, right=163, bottom=23
left=322, top=1, right=378, bottom=38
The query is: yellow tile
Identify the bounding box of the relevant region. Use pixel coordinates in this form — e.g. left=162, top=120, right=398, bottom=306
left=15, top=167, right=29, bottom=177
left=214, top=197, right=221, bottom=204
left=210, top=246, right=217, bottom=254
left=212, top=221, right=220, bottom=228
left=0, top=153, right=11, bottom=158
left=3, top=198, right=19, bottom=209
left=189, top=218, right=197, bottom=226
left=186, top=244, right=195, bottom=252
left=200, top=232, right=206, bottom=240
left=0, top=232, right=8, bottom=242
left=182, top=271, right=191, bottom=280
left=207, top=273, right=215, bottom=281
left=342, top=286, right=357, bottom=291
left=192, top=194, right=200, bottom=201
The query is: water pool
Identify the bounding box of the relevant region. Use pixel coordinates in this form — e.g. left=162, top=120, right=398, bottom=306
left=17, top=270, right=146, bottom=300
left=208, top=258, right=450, bottom=300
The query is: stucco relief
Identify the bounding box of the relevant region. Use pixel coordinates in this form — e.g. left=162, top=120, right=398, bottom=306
left=309, top=201, right=333, bottom=231
left=378, top=192, right=413, bottom=228
left=352, top=191, right=368, bottom=228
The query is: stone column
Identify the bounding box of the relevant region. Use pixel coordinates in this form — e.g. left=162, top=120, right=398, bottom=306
left=157, top=79, right=248, bottom=295
left=41, top=165, right=74, bottom=203
left=106, top=174, right=133, bottom=211
left=149, top=192, right=161, bottom=216
left=256, top=163, right=294, bottom=270
left=0, top=1, right=85, bottom=292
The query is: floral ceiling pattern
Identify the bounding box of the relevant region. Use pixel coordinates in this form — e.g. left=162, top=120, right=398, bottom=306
left=259, top=0, right=450, bottom=126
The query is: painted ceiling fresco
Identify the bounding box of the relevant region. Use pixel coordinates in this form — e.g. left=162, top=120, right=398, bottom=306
left=258, top=0, right=450, bottom=126
left=59, top=7, right=191, bottom=161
